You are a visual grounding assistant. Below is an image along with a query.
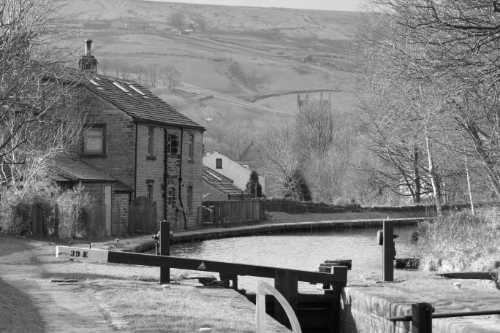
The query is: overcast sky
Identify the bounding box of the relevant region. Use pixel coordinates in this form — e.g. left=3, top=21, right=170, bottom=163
left=147, top=0, right=365, bottom=11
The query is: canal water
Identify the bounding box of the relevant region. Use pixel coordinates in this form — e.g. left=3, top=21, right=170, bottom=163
left=170, top=226, right=418, bottom=291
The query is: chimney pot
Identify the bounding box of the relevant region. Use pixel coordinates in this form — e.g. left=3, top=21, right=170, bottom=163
left=85, top=39, right=92, bottom=56
left=79, top=39, right=98, bottom=73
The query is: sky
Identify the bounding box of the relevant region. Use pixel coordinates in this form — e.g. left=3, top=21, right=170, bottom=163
left=147, top=0, right=365, bottom=12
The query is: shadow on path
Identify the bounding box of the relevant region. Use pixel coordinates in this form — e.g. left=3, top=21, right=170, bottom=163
left=0, top=277, right=45, bottom=333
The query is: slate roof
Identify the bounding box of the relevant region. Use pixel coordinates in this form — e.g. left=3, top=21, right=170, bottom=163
left=81, top=73, right=204, bottom=130
left=49, top=155, right=132, bottom=192
left=202, top=166, right=244, bottom=196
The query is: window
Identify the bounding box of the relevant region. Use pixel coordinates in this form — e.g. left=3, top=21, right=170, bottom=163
left=187, top=185, right=193, bottom=215
left=167, top=186, right=176, bottom=206
left=83, top=125, right=105, bottom=155
left=216, top=158, right=222, bottom=169
left=167, top=134, right=179, bottom=155
left=146, top=180, right=154, bottom=201
left=112, top=81, right=129, bottom=92
left=147, top=126, right=155, bottom=159
left=187, top=133, right=194, bottom=162
left=129, top=85, right=145, bottom=95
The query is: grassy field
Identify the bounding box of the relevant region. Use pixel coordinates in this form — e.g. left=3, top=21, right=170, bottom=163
left=51, top=0, right=361, bottom=138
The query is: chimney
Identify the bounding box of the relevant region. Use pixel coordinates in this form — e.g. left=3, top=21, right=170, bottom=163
left=79, top=39, right=98, bottom=73
left=85, top=39, right=92, bottom=56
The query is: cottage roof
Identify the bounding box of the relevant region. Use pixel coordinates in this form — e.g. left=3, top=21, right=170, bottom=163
left=202, top=166, right=244, bottom=196
left=81, top=73, right=204, bottom=130
left=50, top=156, right=132, bottom=192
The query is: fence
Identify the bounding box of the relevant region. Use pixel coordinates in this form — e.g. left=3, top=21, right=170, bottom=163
left=201, top=199, right=264, bottom=225
left=390, top=303, right=500, bottom=333
left=263, top=199, right=361, bottom=214
left=262, top=199, right=500, bottom=215
left=11, top=201, right=105, bottom=239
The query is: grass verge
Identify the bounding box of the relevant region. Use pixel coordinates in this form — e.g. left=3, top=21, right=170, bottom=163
left=418, top=210, right=500, bottom=272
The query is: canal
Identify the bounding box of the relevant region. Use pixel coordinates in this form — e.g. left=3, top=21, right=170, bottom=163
left=169, top=225, right=418, bottom=291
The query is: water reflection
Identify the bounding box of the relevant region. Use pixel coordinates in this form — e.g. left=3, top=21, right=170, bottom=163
left=170, top=226, right=417, bottom=289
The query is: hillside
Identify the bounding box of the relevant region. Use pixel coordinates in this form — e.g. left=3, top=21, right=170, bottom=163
left=50, top=0, right=362, bottom=159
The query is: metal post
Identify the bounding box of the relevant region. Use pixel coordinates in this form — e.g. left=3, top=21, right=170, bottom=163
left=412, top=303, right=433, bottom=333
left=383, top=220, right=394, bottom=281
left=160, top=220, right=170, bottom=284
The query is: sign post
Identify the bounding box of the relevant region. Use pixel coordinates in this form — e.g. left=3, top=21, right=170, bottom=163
left=383, top=220, right=394, bottom=282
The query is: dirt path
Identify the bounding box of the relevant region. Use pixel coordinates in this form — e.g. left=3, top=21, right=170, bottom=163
left=0, top=237, right=116, bottom=333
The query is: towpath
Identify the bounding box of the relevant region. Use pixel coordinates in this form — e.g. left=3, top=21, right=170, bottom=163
left=0, top=235, right=288, bottom=333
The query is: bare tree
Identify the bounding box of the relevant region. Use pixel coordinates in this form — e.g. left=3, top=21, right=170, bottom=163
left=369, top=0, right=500, bottom=201
left=259, top=124, right=301, bottom=197
left=0, top=0, right=83, bottom=189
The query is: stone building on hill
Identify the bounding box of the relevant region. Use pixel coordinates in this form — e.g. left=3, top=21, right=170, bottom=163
left=52, top=40, right=205, bottom=235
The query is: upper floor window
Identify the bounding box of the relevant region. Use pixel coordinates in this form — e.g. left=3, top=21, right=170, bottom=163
left=147, top=126, right=155, bottom=159
left=187, top=133, right=194, bottom=162
left=83, top=124, right=105, bottom=156
left=167, top=134, right=179, bottom=155
left=216, top=158, right=222, bottom=169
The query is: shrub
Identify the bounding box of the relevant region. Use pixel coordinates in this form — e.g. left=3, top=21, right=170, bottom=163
left=56, top=183, right=91, bottom=239
left=0, top=180, right=92, bottom=239
left=418, top=210, right=500, bottom=272
left=0, top=179, right=59, bottom=234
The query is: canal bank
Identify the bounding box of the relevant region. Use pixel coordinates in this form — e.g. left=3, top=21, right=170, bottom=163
left=0, top=235, right=289, bottom=333
left=122, top=217, right=430, bottom=253
left=340, top=271, right=500, bottom=333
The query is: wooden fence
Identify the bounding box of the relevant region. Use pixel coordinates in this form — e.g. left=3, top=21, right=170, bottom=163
left=262, top=199, right=500, bottom=215
left=201, top=199, right=264, bottom=225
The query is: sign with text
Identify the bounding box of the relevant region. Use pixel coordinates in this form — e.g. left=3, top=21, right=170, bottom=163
left=56, top=246, right=109, bottom=264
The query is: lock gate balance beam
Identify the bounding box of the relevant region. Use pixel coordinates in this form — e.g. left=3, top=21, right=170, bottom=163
left=55, top=246, right=347, bottom=285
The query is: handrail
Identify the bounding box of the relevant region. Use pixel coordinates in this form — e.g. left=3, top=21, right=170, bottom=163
left=256, top=281, right=302, bottom=333
left=391, top=309, right=500, bottom=322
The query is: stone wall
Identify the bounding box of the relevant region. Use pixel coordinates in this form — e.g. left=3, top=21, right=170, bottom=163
left=340, top=278, right=500, bottom=333
left=77, top=95, right=136, bottom=189
left=135, top=124, right=204, bottom=231
left=180, top=129, right=204, bottom=229
left=136, top=123, right=165, bottom=223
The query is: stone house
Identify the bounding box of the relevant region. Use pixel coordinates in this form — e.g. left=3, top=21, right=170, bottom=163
left=52, top=40, right=205, bottom=236
left=203, top=151, right=265, bottom=195
left=202, top=166, right=247, bottom=201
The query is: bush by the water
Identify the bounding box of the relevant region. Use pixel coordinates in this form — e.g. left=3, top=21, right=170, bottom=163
left=418, top=211, right=500, bottom=272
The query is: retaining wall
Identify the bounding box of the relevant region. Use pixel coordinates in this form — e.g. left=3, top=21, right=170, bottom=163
left=340, top=279, right=500, bottom=333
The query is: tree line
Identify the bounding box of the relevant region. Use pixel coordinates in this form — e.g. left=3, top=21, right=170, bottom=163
left=356, top=0, right=500, bottom=212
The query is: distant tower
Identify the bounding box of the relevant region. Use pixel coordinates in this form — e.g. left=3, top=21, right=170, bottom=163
left=79, top=39, right=98, bottom=73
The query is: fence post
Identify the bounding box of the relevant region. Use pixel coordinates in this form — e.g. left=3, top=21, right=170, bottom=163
left=160, top=220, right=170, bottom=284
left=383, top=220, right=394, bottom=282
left=274, top=270, right=298, bottom=327
left=411, top=303, right=433, bottom=333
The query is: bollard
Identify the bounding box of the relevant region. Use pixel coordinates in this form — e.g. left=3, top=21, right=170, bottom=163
left=411, top=303, right=434, bottom=333
left=383, top=220, right=394, bottom=282
left=160, top=220, right=170, bottom=284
